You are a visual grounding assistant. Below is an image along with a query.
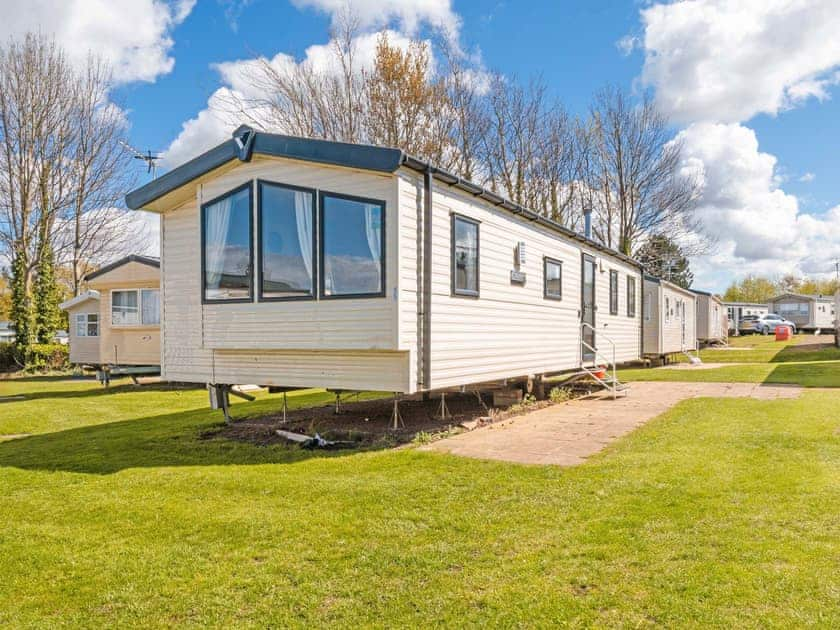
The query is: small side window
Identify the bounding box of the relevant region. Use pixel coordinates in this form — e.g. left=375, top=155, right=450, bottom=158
left=544, top=258, right=562, bottom=300
left=87, top=313, right=99, bottom=337
left=644, top=292, right=652, bottom=322
left=609, top=270, right=619, bottom=315
left=627, top=276, right=636, bottom=317
left=452, top=215, right=479, bottom=297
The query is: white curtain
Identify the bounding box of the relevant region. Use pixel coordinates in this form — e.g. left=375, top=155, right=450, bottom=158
left=142, top=290, right=160, bottom=325
left=364, top=204, right=382, bottom=265
left=294, top=191, right=313, bottom=281
left=206, top=196, right=233, bottom=291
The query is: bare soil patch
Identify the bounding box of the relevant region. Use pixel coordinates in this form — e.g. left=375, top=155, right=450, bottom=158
left=208, top=392, right=544, bottom=448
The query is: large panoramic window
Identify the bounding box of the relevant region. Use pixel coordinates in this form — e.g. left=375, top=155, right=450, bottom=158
left=259, top=181, right=316, bottom=300
left=777, top=302, right=809, bottom=316
left=75, top=313, right=98, bottom=337
left=320, top=192, right=385, bottom=298
left=544, top=258, right=562, bottom=300
left=111, top=290, right=139, bottom=325
left=609, top=270, right=619, bottom=315
left=627, top=276, right=636, bottom=317
left=452, top=215, right=479, bottom=297
left=202, top=183, right=253, bottom=301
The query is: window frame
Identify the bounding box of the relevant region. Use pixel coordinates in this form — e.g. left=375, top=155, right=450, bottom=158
left=318, top=190, right=387, bottom=301
left=110, top=288, right=159, bottom=327
left=451, top=213, right=480, bottom=298
left=626, top=275, right=636, bottom=317
left=609, top=269, right=619, bottom=315
left=75, top=312, right=99, bottom=337
left=665, top=296, right=671, bottom=324
left=256, top=179, right=318, bottom=303
left=200, top=181, right=255, bottom=305
left=543, top=257, right=563, bottom=301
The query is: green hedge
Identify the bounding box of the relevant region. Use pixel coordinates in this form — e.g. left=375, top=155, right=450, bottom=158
left=27, top=343, right=69, bottom=372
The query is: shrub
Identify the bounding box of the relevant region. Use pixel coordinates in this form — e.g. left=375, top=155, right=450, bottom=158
left=549, top=387, right=572, bottom=403
left=26, top=343, right=69, bottom=372
left=0, top=342, right=18, bottom=371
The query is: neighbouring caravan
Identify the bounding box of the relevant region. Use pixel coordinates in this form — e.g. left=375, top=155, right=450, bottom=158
left=835, top=290, right=840, bottom=347
left=691, top=289, right=726, bottom=345
left=60, top=255, right=161, bottom=369
left=724, top=302, right=769, bottom=334
left=124, top=127, right=644, bottom=400
left=642, top=276, right=697, bottom=359
left=767, top=293, right=836, bottom=332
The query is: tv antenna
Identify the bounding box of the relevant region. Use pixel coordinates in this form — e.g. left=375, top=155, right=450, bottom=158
left=120, top=140, right=162, bottom=179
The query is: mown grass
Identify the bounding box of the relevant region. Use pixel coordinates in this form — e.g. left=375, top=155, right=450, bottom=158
left=693, top=333, right=840, bottom=364
left=620, top=360, right=840, bottom=388
left=2, top=374, right=840, bottom=627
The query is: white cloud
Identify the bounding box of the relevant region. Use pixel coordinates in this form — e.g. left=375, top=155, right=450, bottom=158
left=798, top=172, right=816, bottom=183
left=291, top=0, right=461, bottom=42
left=0, top=0, right=195, bottom=84
left=640, top=0, right=840, bottom=124
left=679, top=122, right=840, bottom=289
left=162, top=30, right=417, bottom=168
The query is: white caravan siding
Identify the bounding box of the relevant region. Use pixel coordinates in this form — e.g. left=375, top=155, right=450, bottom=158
left=696, top=294, right=724, bottom=342
left=642, top=279, right=697, bottom=355
left=66, top=300, right=101, bottom=365
left=160, top=156, right=410, bottom=389
left=398, top=171, right=642, bottom=391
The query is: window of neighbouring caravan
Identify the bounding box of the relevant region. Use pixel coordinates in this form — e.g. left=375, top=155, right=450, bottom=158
left=111, top=290, right=139, bottom=325
left=75, top=313, right=98, bottom=337
left=544, top=258, right=562, bottom=300
left=112, top=289, right=160, bottom=326
left=258, top=181, right=316, bottom=300
left=644, top=292, right=652, bottom=321
left=141, top=289, right=161, bottom=325
left=627, top=276, right=636, bottom=317
left=202, top=183, right=253, bottom=302
left=609, top=270, right=619, bottom=315
left=452, top=215, right=479, bottom=296
left=320, top=192, right=385, bottom=298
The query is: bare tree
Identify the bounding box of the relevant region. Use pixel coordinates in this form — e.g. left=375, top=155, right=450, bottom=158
left=582, top=86, right=702, bottom=256
left=53, top=57, right=140, bottom=295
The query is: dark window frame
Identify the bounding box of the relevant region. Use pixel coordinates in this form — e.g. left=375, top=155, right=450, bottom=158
left=609, top=269, right=619, bottom=315
left=200, top=181, right=255, bottom=305
left=318, top=190, right=387, bottom=301
left=256, top=179, right=318, bottom=303
left=626, top=275, right=636, bottom=317
left=451, top=213, right=480, bottom=298
left=543, top=257, right=563, bottom=301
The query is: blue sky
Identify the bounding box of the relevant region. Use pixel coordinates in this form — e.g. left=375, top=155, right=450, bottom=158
left=6, top=0, right=840, bottom=292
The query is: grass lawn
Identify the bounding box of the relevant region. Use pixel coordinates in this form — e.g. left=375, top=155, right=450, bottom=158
left=2, top=376, right=840, bottom=626
left=692, top=333, right=840, bottom=364
left=620, top=360, right=840, bottom=388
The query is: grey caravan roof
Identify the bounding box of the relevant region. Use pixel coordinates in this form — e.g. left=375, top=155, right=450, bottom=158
left=125, top=126, right=641, bottom=269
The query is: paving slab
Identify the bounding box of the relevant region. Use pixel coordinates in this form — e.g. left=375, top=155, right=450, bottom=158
left=421, top=381, right=803, bottom=466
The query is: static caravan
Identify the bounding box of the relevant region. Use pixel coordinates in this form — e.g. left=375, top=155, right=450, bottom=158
left=724, top=302, right=769, bottom=334
left=124, top=127, right=644, bottom=404
left=60, top=255, right=161, bottom=370
left=767, top=293, right=835, bottom=332
left=691, top=289, right=726, bottom=345
left=642, top=276, right=697, bottom=359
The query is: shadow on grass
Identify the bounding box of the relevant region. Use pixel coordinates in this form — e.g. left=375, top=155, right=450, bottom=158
left=0, top=380, right=201, bottom=402
left=764, top=362, right=840, bottom=388
left=770, top=341, right=840, bottom=364
left=0, top=402, right=383, bottom=474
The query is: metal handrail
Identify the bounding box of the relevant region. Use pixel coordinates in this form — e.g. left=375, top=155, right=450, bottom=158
left=580, top=322, right=618, bottom=399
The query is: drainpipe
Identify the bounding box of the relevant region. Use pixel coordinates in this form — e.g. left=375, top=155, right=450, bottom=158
left=420, top=168, right=433, bottom=391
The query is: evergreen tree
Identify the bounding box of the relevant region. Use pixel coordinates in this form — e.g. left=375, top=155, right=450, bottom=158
left=10, top=250, right=32, bottom=357
left=635, top=234, right=694, bottom=289
left=32, top=238, right=62, bottom=343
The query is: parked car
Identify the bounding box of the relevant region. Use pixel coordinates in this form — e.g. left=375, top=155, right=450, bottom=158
left=739, top=313, right=796, bottom=335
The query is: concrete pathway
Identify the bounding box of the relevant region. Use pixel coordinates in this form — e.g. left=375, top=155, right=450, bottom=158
left=421, top=381, right=803, bottom=466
